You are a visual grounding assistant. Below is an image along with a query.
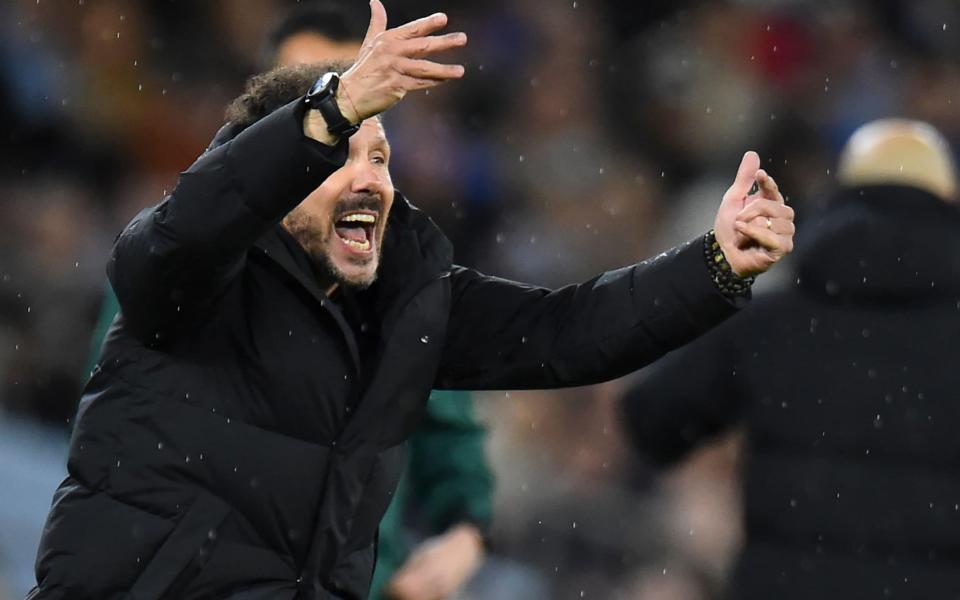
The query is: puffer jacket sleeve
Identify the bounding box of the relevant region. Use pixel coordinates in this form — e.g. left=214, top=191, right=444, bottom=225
left=619, top=311, right=747, bottom=465
left=108, top=98, right=347, bottom=343
left=436, top=237, right=746, bottom=390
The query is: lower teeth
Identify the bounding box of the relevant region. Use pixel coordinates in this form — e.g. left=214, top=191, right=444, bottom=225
left=343, top=238, right=369, bottom=250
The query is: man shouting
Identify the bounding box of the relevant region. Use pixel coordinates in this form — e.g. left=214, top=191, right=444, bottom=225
left=30, top=2, right=794, bottom=599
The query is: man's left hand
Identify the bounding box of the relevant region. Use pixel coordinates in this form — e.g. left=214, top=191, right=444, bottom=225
left=384, top=524, right=484, bottom=600
left=714, top=151, right=795, bottom=277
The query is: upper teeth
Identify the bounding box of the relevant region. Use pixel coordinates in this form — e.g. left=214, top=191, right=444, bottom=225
left=341, top=214, right=376, bottom=224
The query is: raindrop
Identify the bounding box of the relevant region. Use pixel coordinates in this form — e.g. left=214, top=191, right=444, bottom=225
left=873, top=414, right=883, bottom=429
left=518, top=155, right=525, bottom=163
left=420, top=335, right=430, bottom=344
left=157, top=442, right=164, bottom=450
left=944, top=23, right=948, bottom=32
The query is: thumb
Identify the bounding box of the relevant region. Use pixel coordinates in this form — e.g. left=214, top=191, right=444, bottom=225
left=725, top=151, right=760, bottom=202
left=362, top=0, right=388, bottom=47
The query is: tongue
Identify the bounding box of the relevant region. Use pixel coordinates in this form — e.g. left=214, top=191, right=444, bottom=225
left=336, top=226, right=368, bottom=243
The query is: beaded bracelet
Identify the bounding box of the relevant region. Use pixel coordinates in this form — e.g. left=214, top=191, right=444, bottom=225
left=703, top=230, right=754, bottom=299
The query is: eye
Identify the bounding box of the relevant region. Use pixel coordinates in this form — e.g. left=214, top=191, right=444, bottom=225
left=370, top=152, right=387, bottom=165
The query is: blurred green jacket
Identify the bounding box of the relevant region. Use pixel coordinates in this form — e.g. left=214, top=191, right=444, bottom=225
left=86, top=284, right=493, bottom=600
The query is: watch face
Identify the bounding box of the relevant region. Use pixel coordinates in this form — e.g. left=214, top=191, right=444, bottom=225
left=309, top=72, right=337, bottom=97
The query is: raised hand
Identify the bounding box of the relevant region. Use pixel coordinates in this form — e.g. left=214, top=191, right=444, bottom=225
left=714, top=151, right=795, bottom=277
left=337, top=0, right=467, bottom=123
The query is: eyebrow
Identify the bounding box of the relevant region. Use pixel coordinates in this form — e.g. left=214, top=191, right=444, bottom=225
left=371, top=134, right=391, bottom=155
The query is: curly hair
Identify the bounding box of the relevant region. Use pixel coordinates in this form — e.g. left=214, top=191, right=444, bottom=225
left=224, top=60, right=354, bottom=130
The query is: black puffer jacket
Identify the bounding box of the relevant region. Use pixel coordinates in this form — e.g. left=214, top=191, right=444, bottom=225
left=32, top=97, right=741, bottom=600
left=622, top=186, right=960, bottom=599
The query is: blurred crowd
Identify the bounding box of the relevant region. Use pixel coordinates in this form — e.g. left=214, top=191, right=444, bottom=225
left=1, top=0, right=958, bottom=598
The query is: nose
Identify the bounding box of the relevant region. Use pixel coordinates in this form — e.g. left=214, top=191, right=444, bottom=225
left=349, top=160, right=381, bottom=195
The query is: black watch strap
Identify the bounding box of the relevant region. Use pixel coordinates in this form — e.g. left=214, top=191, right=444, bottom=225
left=305, top=72, right=361, bottom=139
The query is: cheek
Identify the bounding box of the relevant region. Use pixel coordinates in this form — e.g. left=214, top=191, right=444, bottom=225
left=300, top=184, right=339, bottom=220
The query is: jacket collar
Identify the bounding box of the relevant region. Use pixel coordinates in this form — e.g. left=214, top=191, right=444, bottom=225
left=250, top=192, right=453, bottom=365
left=795, top=185, right=960, bottom=303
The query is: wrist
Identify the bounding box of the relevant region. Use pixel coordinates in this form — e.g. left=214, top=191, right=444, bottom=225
left=335, top=79, right=361, bottom=125
left=302, top=110, right=340, bottom=147
left=704, top=230, right=754, bottom=299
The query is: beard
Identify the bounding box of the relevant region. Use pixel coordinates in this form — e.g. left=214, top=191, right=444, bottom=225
left=282, top=200, right=383, bottom=290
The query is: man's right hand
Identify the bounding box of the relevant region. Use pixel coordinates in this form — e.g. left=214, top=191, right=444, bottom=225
left=304, top=0, right=467, bottom=145
left=341, top=0, right=466, bottom=122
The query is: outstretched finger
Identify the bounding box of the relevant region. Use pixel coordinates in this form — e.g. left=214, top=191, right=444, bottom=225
left=391, top=12, right=449, bottom=40
left=398, top=31, right=468, bottom=57
left=398, top=57, right=466, bottom=80
left=362, top=0, right=388, bottom=48
left=401, top=74, right=455, bottom=92
left=725, top=151, right=761, bottom=201
left=756, top=169, right=785, bottom=204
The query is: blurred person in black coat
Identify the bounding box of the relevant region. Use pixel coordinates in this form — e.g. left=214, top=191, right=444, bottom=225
left=29, top=2, right=796, bottom=600
left=621, top=118, right=960, bottom=599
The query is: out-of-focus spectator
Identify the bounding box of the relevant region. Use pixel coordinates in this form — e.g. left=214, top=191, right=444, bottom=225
left=620, top=118, right=960, bottom=599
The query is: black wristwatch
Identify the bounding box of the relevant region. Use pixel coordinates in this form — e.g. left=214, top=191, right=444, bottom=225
left=304, top=72, right=361, bottom=139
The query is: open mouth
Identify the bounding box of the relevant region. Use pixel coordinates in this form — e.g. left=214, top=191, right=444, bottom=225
left=333, top=211, right=378, bottom=253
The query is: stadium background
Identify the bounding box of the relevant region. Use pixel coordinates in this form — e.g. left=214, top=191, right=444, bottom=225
left=1, top=0, right=958, bottom=597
